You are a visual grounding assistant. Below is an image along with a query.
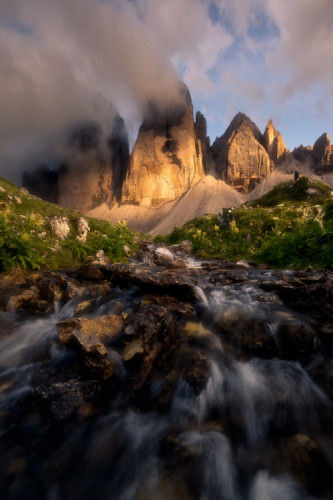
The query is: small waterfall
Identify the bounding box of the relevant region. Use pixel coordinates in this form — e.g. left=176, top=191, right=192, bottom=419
left=0, top=265, right=332, bottom=500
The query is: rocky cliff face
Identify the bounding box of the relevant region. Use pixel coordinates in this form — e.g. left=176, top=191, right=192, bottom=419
left=57, top=116, right=129, bottom=212
left=263, top=119, right=289, bottom=165
left=22, top=166, right=59, bottom=203
left=313, top=133, right=333, bottom=174
left=290, top=133, right=333, bottom=174
left=121, top=84, right=205, bottom=207
left=23, top=115, right=129, bottom=213
left=210, top=112, right=272, bottom=193
left=194, top=111, right=211, bottom=174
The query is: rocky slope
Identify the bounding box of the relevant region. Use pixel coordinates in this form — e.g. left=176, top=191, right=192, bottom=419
left=121, top=84, right=205, bottom=207
left=88, top=175, right=246, bottom=235
left=210, top=112, right=273, bottom=193
left=0, top=177, right=135, bottom=272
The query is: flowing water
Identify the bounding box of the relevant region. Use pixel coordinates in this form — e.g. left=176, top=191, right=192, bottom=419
left=0, top=263, right=332, bottom=500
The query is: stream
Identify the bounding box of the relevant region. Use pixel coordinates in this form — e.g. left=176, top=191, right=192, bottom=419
left=0, top=245, right=332, bottom=499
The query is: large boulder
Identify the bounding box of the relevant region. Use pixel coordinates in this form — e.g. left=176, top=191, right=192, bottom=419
left=57, top=315, right=124, bottom=345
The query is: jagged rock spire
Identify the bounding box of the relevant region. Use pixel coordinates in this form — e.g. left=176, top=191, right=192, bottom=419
left=121, top=83, right=205, bottom=207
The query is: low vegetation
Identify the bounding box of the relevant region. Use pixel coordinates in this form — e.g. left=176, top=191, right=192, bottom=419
left=155, top=177, right=333, bottom=269
left=0, top=177, right=137, bottom=272
left=1, top=176, right=333, bottom=272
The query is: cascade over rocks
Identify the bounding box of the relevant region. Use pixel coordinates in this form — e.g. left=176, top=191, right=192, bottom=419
left=0, top=246, right=333, bottom=499
left=210, top=112, right=273, bottom=193
left=121, top=83, right=205, bottom=207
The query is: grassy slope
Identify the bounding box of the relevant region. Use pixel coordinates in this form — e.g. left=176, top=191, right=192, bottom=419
left=0, top=177, right=137, bottom=272
left=155, top=177, right=333, bottom=269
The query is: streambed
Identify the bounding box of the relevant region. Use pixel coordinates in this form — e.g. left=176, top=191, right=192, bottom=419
left=0, top=244, right=332, bottom=499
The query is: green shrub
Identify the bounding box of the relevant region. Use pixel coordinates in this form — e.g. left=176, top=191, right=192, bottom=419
left=0, top=220, right=43, bottom=271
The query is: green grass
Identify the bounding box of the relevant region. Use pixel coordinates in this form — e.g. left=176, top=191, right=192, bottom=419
left=0, top=177, right=137, bottom=272
left=155, top=177, right=333, bottom=269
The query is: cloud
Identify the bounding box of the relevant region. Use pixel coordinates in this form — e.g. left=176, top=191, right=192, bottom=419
left=0, top=0, right=236, bottom=180
left=265, top=0, right=333, bottom=97
left=0, top=0, right=332, bottom=181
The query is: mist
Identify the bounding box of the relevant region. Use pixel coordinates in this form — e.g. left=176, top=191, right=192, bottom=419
left=0, top=0, right=184, bottom=182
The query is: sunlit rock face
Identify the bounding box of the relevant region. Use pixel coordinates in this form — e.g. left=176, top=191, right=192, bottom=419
left=57, top=116, right=129, bottom=212
left=263, top=119, right=289, bottom=166
left=121, top=84, right=205, bottom=207
left=210, top=112, right=272, bottom=193
left=313, top=133, right=333, bottom=174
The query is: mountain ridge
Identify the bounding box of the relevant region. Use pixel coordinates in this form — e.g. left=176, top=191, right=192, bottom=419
left=21, top=83, right=333, bottom=220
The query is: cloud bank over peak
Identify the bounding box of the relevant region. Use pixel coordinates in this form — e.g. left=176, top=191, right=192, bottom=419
left=0, top=0, right=332, bottom=180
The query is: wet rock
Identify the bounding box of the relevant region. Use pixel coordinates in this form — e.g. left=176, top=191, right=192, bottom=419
left=111, top=263, right=195, bottom=299
left=172, top=240, right=192, bottom=254
left=272, top=434, right=333, bottom=496
left=78, top=263, right=105, bottom=282
left=6, top=288, right=52, bottom=314
left=57, top=315, right=124, bottom=345
left=57, top=274, right=85, bottom=300
left=142, top=294, right=196, bottom=318
left=215, top=308, right=277, bottom=357
left=182, top=350, right=211, bottom=395
left=34, top=379, right=89, bottom=422
left=122, top=338, right=145, bottom=369
left=0, top=314, right=17, bottom=341
left=129, top=302, right=174, bottom=345
left=274, top=315, right=316, bottom=358
left=167, top=258, right=187, bottom=269
left=87, top=283, right=112, bottom=298
left=154, top=246, right=174, bottom=260
left=260, top=271, right=333, bottom=321
left=72, top=330, right=113, bottom=380
left=75, top=299, right=97, bottom=316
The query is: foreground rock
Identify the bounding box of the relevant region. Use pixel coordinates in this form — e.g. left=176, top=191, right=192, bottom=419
left=57, top=315, right=124, bottom=345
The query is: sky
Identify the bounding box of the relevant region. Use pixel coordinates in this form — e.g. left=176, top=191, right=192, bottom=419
left=0, top=0, right=332, bottom=181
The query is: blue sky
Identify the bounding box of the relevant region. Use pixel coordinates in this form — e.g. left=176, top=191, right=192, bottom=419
left=0, top=0, right=332, bottom=180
